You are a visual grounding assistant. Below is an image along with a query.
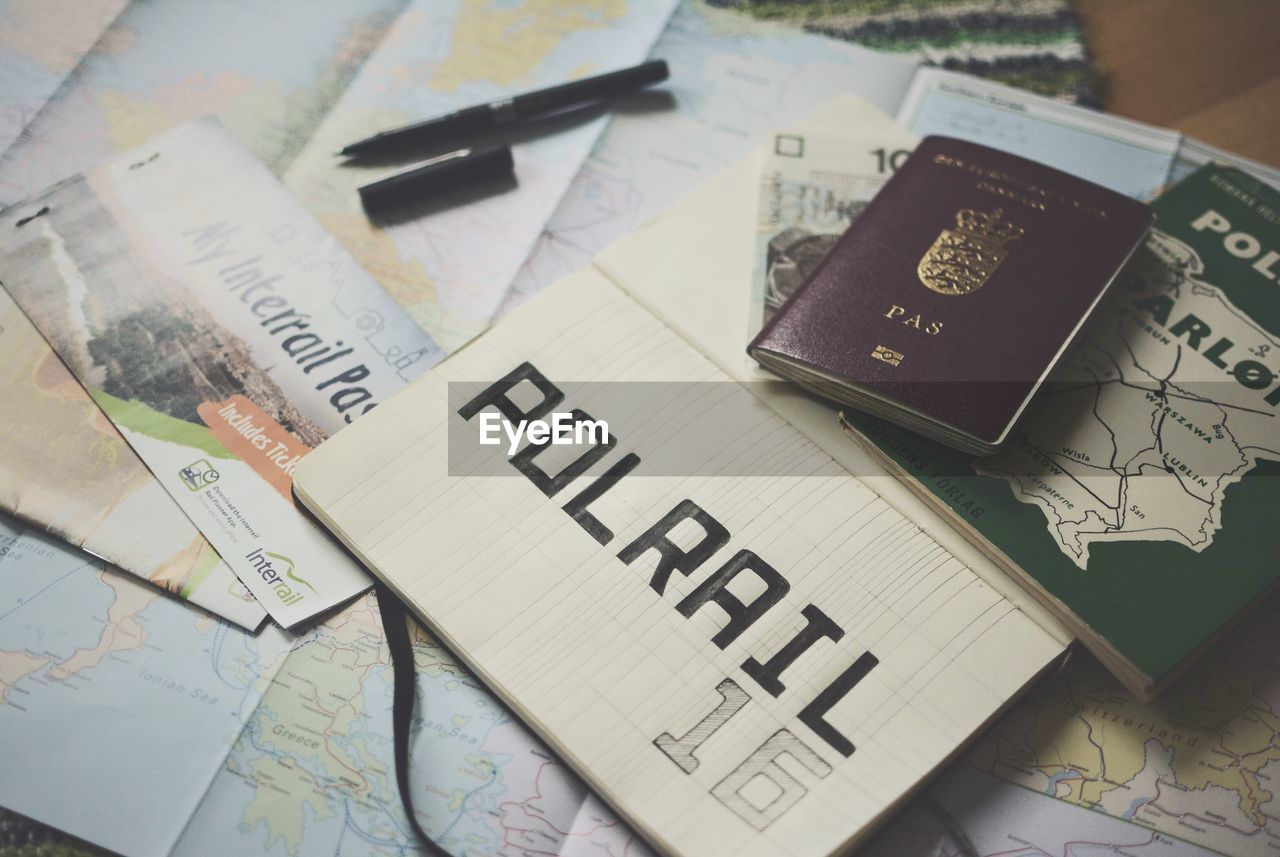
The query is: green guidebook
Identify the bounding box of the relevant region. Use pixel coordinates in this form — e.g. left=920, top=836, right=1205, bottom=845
left=841, top=164, right=1280, bottom=700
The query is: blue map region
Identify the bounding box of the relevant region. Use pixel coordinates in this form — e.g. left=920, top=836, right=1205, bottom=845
left=0, top=514, right=289, bottom=857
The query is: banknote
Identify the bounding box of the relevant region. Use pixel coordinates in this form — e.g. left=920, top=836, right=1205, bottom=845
left=749, top=129, right=917, bottom=340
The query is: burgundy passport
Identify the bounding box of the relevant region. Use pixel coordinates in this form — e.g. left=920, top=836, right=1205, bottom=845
left=748, top=135, right=1154, bottom=455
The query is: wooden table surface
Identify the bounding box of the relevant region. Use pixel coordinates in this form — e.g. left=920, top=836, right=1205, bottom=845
left=1075, top=0, right=1280, bottom=167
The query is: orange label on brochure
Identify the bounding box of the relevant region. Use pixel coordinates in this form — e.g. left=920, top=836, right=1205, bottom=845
left=197, top=395, right=311, bottom=501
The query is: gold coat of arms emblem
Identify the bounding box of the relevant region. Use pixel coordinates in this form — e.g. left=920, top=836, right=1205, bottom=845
left=918, top=207, right=1024, bottom=295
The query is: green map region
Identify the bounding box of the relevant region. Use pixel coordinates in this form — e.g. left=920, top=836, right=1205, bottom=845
left=845, top=164, right=1280, bottom=685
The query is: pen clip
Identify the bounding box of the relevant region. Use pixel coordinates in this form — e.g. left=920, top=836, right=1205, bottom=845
left=412, top=148, right=472, bottom=168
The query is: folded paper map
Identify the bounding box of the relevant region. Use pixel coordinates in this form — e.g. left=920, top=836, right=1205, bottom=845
left=0, top=118, right=443, bottom=627
left=0, top=287, right=264, bottom=629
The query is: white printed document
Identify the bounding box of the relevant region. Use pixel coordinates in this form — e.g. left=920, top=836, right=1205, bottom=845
left=0, top=119, right=443, bottom=626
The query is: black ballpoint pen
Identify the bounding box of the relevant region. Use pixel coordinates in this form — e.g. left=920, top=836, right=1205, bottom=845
left=338, top=59, right=669, bottom=159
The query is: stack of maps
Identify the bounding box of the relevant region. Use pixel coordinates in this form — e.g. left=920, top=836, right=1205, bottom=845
left=0, top=1, right=1277, bottom=856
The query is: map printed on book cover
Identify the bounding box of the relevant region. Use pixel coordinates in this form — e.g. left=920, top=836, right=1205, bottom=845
left=842, top=164, right=1280, bottom=698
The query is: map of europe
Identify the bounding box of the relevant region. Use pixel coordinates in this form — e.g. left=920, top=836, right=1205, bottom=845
left=966, top=591, right=1280, bottom=856
left=171, top=592, right=647, bottom=857
left=977, top=230, right=1280, bottom=568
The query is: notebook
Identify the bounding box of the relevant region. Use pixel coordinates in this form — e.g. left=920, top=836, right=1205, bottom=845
left=293, top=97, right=1068, bottom=857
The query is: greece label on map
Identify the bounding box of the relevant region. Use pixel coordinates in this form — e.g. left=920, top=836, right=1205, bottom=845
left=843, top=164, right=1280, bottom=685
left=0, top=119, right=443, bottom=627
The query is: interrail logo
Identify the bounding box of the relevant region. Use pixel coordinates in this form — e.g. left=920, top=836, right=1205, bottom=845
left=245, top=548, right=314, bottom=605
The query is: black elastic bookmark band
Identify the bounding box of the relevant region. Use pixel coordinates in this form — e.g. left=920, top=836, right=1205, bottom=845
left=375, top=580, right=450, bottom=857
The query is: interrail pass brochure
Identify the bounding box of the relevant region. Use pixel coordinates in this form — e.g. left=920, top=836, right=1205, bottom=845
left=0, top=119, right=443, bottom=627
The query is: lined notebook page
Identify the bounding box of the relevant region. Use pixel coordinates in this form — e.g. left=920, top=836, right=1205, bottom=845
left=294, top=269, right=1062, bottom=857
